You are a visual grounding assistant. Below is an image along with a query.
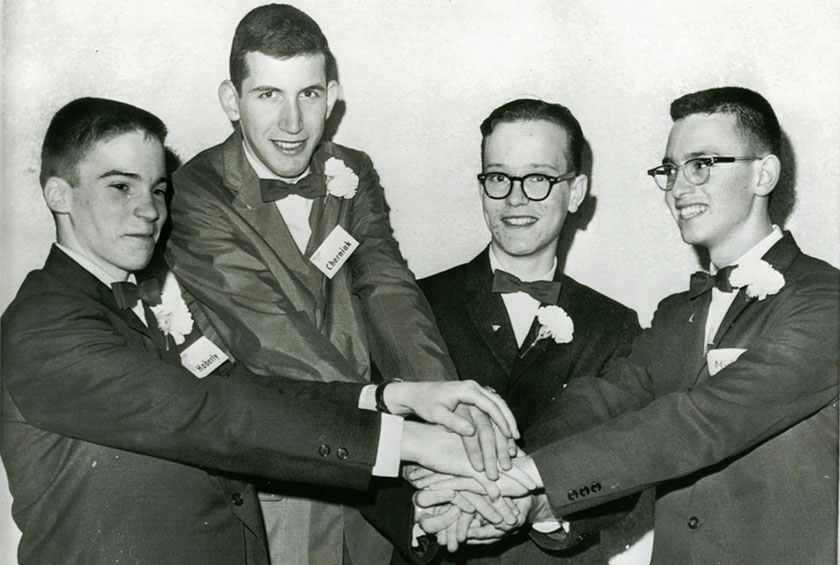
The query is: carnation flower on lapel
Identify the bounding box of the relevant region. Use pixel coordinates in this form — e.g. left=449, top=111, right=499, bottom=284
left=729, top=259, right=785, bottom=301
left=149, top=272, right=194, bottom=345
left=536, top=305, right=574, bottom=344
left=324, top=157, right=358, bottom=199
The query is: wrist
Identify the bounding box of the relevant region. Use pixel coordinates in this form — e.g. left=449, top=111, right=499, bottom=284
left=378, top=378, right=405, bottom=414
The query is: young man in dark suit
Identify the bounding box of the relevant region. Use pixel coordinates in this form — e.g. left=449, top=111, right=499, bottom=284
left=418, top=99, right=651, bottom=563
left=163, top=6, right=498, bottom=561
left=415, top=87, right=839, bottom=565
left=0, top=97, right=519, bottom=565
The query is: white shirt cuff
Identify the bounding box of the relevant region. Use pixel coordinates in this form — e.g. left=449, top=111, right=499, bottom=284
left=358, top=385, right=403, bottom=477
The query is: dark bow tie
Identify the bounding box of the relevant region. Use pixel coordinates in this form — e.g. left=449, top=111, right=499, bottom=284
left=688, top=265, right=735, bottom=299
left=260, top=174, right=326, bottom=202
left=491, top=269, right=561, bottom=304
left=111, top=279, right=162, bottom=310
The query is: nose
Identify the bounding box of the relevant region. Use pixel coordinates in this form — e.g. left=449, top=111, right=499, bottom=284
left=133, top=190, right=162, bottom=223
left=278, top=99, right=303, bottom=134
left=669, top=173, right=694, bottom=199
left=505, top=179, right=529, bottom=206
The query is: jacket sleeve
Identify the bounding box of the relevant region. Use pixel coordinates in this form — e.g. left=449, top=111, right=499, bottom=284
left=341, top=147, right=458, bottom=383
left=1, top=287, right=380, bottom=491
left=530, top=268, right=839, bottom=518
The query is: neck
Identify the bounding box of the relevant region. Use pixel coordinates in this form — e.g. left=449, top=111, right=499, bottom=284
left=490, top=242, right=557, bottom=281
left=707, top=215, right=773, bottom=267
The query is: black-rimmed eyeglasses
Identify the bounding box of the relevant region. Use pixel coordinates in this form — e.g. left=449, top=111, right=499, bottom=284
left=477, top=171, right=576, bottom=201
left=646, top=156, right=761, bottom=191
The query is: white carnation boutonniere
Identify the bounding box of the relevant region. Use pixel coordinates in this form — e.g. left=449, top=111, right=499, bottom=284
left=729, top=259, right=785, bottom=301
left=324, top=157, right=358, bottom=199
left=521, top=305, right=574, bottom=357
left=149, top=272, right=194, bottom=346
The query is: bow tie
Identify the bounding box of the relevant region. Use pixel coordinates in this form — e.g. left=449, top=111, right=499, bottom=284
left=260, top=174, right=326, bottom=202
left=491, top=269, right=561, bottom=304
left=688, top=265, right=735, bottom=299
left=111, top=279, right=162, bottom=310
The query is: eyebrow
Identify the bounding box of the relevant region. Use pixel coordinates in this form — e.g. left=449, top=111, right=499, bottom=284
left=484, top=162, right=559, bottom=171
left=99, top=170, right=167, bottom=186
left=250, top=83, right=326, bottom=94
left=662, top=150, right=720, bottom=165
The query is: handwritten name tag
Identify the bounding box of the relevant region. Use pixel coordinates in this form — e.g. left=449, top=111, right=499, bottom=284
left=309, top=225, right=359, bottom=279
left=180, top=336, right=229, bottom=378
left=707, top=347, right=747, bottom=376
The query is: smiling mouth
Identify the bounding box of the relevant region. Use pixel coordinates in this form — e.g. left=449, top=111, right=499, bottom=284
left=502, top=216, right=537, bottom=227
left=677, top=204, right=708, bottom=220
left=272, top=140, right=306, bottom=154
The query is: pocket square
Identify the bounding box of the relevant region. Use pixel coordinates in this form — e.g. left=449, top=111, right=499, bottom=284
left=707, top=348, right=747, bottom=376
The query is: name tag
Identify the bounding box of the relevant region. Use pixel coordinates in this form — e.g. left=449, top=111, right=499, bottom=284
left=180, top=336, right=229, bottom=378
left=309, top=225, right=359, bottom=279
left=707, top=347, right=747, bottom=376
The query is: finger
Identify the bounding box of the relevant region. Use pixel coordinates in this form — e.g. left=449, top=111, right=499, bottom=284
left=403, top=464, right=435, bottom=483
left=508, top=437, right=518, bottom=457
left=456, top=510, right=474, bottom=543
left=471, top=409, right=499, bottom=480
left=429, top=405, right=476, bottom=437
left=445, top=515, right=460, bottom=552
left=413, top=472, right=461, bottom=490
left=461, top=431, right=485, bottom=473
left=497, top=496, right=520, bottom=526
left=458, top=491, right=502, bottom=525
left=465, top=523, right=509, bottom=543
left=418, top=505, right=460, bottom=535
left=501, top=464, right=538, bottom=492
left=458, top=381, right=519, bottom=439
left=414, top=488, right=456, bottom=508
left=450, top=492, right=476, bottom=513
left=494, top=422, right=512, bottom=471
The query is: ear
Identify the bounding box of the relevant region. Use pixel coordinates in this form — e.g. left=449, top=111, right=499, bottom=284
left=43, top=177, right=73, bottom=214
left=326, top=80, right=340, bottom=118
left=566, top=174, right=589, bottom=214
left=218, top=80, right=242, bottom=122
left=754, top=154, right=780, bottom=197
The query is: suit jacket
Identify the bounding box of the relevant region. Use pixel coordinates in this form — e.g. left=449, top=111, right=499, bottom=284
left=165, top=128, right=457, bottom=386
left=528, top=232, right=839, bottom=564
left=0, top=246, right=385, bottom=564
left=420, top=248, right=652, bottom=563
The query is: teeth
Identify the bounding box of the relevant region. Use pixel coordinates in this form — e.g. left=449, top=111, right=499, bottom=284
left=678, top=205, right=707, bottom=220
left=503, top=217, right=536, bottom=226
left=273, top=140, right=304, bottom=150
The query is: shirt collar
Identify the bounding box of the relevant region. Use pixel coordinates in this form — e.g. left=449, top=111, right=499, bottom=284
left=488, top=245, right=557, bottom=282
left=56, top=243, right=136, bottom=287
left=711, top=225, right=783, bottom=273
left=242, top=140, right=310, bottom=182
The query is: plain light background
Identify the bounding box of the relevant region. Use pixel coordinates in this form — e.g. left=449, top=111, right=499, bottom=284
left=2, top=1, right=839, bottom=563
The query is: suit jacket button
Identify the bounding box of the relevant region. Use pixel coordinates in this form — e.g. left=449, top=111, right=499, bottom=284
left=688, top=516, right=700, bottom=529
left=567, top=490, right=578, bottom=501
left=580, top=486, right=590, bottom=496
left=319, top=444, right=331, bottom=457
left=337, top=447, right=349, bottom=460
left=231, top=492, right=244, bottom=506
left=591, top=482, right=601, bottom=493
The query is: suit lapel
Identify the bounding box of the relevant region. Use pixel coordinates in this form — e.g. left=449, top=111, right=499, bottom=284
left=511, top=270, right=566, bottom=379
left=464, top=251, right=519, bottom=374
left=223, top=130, right=323, bottom=301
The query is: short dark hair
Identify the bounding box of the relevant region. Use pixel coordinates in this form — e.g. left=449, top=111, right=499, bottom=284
left=229, top=4, right=337, bottom=91
left=670, top=86, right=781, bottom=156
left=480, top=98, right=585, bottom=174
left=40, top=97, right=167, bottom=187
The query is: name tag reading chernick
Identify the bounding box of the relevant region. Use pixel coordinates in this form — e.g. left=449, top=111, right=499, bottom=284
left=309, top=225, right=359, bottom=279
left=180, top=336, right=229, bottom=378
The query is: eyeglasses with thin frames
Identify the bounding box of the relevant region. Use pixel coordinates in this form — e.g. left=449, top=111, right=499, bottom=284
left=646, top=156, right=761, bottom=191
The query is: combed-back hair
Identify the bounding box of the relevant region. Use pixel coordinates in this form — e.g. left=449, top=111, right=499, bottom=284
left=40, top=97, right=167, bottom=187
left=480, top=98, right=585, bottom=174
left=229, top=3, right=337, bottom=91
left=670, top=86, right=781, bottom=156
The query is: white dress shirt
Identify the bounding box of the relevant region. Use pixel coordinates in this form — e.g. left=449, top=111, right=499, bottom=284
left=488, top=246, right=558, bottom=347
left=243, top=141, right=314, bottom=253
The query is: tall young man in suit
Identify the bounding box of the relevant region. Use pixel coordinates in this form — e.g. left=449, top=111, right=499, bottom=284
left=416, top=87, right=839, bottom=564
left=0, top=97, right=519, bottom=564
left=419, top=99, right=651, bottom=563
left=163, top=4, right=495, bottom=563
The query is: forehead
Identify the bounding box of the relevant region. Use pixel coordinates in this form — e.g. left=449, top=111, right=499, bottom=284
left=483, top=120, right=570, bottom=168
left=242, top=51, right=327, bottom=87
left=665, top=113, right=748, bottom=160
left=77, top=130, right=164, bottom=176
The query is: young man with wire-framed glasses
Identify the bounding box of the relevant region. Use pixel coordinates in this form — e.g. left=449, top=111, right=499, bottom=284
left=417, top=98, right=650, bottom=563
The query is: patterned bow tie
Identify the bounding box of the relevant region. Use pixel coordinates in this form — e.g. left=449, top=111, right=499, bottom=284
left=688, top=265, right=735, bottom=299
left=491, top=269, right=561, bottom=304
left=260, top=174, right=327, bottom=202
left=111, top=279, right=162, bottom=310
